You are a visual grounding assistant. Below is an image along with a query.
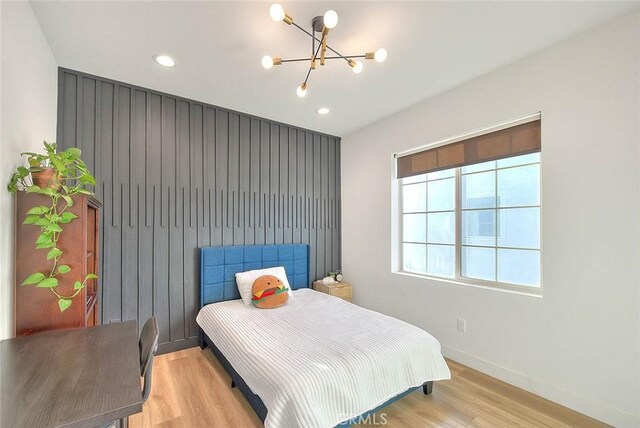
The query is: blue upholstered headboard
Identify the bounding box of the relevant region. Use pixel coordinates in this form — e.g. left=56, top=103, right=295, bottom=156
left=200, top=244, right=310, bottom=307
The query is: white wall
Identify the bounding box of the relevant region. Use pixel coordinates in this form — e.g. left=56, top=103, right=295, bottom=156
left=342, top=12, right=639, bottom=427
left=0, top=1, right=58, bottom=340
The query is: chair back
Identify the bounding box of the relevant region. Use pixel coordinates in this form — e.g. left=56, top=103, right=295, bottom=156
left=139, top=317, right=159, bottom=402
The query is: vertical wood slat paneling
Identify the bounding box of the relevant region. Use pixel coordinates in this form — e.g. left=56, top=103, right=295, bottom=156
left=57, top=68, right=341, bottom=351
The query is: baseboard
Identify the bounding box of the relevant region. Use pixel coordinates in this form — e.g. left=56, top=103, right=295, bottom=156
left=441, top=345, right=639, bottom=427
left=157, top=337, right=198, bottom=355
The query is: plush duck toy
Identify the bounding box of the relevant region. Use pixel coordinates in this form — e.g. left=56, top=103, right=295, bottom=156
left=251, top=275, right=290, bottom=309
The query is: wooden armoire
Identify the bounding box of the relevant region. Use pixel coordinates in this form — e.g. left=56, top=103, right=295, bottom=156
left=15, top=193, right=101, bottom=336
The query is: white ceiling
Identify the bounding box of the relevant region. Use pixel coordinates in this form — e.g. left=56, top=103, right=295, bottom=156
left=31, top=1, right=638, bottom=137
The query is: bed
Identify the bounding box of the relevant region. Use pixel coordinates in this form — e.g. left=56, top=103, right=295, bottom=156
left=197, top=244, right=451, bottom=428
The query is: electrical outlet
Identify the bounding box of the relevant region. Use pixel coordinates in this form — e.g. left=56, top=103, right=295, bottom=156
left=457, top=317, right=467, bottom=333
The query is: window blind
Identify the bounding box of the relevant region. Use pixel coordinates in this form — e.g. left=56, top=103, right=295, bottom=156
left=396, top=119, right=541, bottom=179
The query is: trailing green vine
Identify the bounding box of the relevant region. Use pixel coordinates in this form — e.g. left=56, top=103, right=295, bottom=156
left=8, top=141, right=97, bottom=312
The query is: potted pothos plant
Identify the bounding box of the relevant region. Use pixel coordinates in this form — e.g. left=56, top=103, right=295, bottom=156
left=8, top=141, right=98, bottom=312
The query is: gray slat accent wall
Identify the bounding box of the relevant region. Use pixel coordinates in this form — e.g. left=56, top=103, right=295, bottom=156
left=56, top=68, right=342, bottom=352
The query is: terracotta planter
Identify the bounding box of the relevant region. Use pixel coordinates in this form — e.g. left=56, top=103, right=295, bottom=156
left=31, top=168, right=62, bottom=190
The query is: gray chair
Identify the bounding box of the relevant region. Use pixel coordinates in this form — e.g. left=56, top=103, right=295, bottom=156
left=111, top=317, right=159, bottom=428
left=139, top=317, right=159, bottom=403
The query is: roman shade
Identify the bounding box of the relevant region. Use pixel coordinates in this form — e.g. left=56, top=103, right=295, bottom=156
left=396, top=119, right=541, bottom=179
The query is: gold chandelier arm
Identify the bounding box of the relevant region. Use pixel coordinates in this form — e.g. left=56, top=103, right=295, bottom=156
left=304, top=33, right=325, bottom=86
left=280, top=54, right=366, bottom=64
left=309, top=32, right=325, bottom=72
left=291, top=21, right=351, bottom=65
left=320, top=27, right=328, bottom=66
left=312, top=33, right=322, bottom=69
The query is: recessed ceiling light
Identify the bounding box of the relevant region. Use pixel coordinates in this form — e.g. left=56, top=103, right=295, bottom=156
left=317, top=107, right=330, bottom=115
left=153, top=54, right=176, bottom=68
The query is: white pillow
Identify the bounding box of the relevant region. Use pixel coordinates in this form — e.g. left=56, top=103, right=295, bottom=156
left=235, top=266, right=293, bottom=306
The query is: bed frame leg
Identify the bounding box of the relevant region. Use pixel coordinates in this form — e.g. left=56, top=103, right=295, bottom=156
left=423, top=381, right=433, bottom=395
left=198, top=330, right=205, bottom=349
left=231, top=380, right=236, bottom=388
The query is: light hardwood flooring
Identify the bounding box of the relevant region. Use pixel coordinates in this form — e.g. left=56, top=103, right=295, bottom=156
left=129, top=347, right=607, bottom=428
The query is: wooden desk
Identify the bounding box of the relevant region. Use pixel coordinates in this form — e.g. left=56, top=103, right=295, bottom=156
left=1, top=320, right=143, bottom=427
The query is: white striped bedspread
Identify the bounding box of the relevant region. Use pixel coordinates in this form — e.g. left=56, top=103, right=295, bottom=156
left=196, top=288, right=451, bottom=428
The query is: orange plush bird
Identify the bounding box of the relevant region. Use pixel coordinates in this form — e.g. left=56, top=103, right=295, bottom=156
left=251, top=275, right=289, bottom=309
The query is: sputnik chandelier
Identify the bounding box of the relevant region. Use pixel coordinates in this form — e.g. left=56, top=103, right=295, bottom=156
left=261, top=3, right=387, bottom=98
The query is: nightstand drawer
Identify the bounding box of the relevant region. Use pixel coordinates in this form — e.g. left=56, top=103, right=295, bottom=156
left=312, top=281, right=352, bottom=302
left=330, top=285, right=352, bottom=299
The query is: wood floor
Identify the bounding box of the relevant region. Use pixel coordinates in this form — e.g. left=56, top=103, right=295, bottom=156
left=129, top=347, right=607, bottom=428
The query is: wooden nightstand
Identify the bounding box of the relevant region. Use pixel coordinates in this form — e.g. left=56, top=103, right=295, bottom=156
left=312, top=281, right=352, bottom=303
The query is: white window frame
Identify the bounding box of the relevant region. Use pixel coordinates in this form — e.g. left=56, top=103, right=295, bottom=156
left=392, top=114, right=543, bottom=297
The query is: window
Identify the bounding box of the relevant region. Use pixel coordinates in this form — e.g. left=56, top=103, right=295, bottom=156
left=399, top=152, right=541, bottom=292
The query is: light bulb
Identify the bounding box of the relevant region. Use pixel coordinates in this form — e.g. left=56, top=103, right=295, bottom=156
left=317, top=107, right=330, bottom=115
left=262, top=55, right=274, bottom=69
left=269, top=3, right=285, bottom=21
left=323, top=10, right=338, bottom=29
left=296, top=84, right=307, bottom=98
left=352, top=60, right=363, bottom=74
left=374, top=48, right=387, bottom=63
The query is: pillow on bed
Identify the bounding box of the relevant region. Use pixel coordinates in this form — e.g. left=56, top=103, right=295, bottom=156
left=236, top=266, right=293, bottom=306
left=251, top=275, right=289, bottom=309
